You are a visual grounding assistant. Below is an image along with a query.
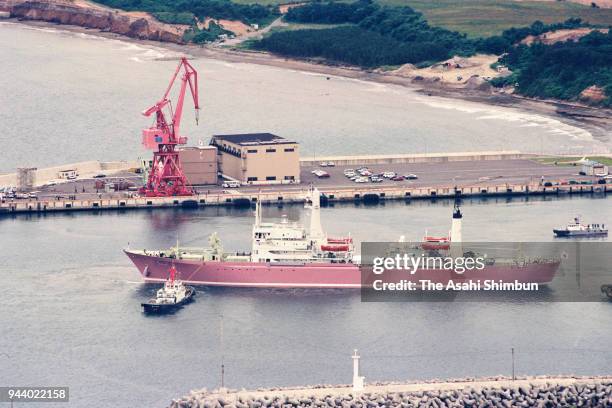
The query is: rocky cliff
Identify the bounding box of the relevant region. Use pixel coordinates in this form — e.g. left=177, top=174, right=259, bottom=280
left=0, top=0, right=187, bottom=43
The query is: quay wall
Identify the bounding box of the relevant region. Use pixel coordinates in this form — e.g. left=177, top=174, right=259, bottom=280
left=1, top=182, right=610, bottom=215
left=169, top=376, right=612, bottom=408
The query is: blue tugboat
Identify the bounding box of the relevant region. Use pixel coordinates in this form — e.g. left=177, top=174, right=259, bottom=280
left=553, top=217, right=608, bottom=238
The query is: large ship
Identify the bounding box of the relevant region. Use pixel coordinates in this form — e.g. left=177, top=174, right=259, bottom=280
left=124, top=189, right=560, bottom=288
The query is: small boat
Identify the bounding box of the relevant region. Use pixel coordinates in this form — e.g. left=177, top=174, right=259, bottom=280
left=553, top=217, right=608, bottom=238
left=601, top=284, right=612, bottom=300
left=601, top=285, right=612, bottom=301
left=141, top=265, right=195, bottom=314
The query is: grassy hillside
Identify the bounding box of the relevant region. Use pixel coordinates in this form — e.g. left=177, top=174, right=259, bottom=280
left=371, top=0, right=612, bottom=37
left=232, top=0, right=612, bottom=37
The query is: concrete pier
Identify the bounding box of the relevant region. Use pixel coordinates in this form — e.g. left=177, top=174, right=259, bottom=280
left=1, top=155, right=609, bottom=215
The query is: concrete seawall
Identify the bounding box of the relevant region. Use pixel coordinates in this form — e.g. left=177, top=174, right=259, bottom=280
left=169, top=376, right=612, bottom=408
left=1, top=181, right=610, bottom=215
left=300, top=151, right=529, bottom=166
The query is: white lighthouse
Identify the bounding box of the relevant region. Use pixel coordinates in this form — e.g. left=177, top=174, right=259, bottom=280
left=450, top=202, right=463, bottom=259
left=352, top=349, right=365, bottom=391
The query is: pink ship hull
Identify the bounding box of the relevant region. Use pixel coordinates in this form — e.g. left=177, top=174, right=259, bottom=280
left=124, top=251, right=560, bottom=289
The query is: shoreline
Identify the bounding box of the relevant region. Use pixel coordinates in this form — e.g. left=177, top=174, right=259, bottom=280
left=4, top=18, right=612, bottom=147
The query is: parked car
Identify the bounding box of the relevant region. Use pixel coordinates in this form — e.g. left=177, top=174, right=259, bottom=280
left=326, top=162, right=335, bottom=167
left=222, top=181, right=240, bottom=188
left=313, top=170, right=330, bottom=178
left=354, top=177, right=368, bottom=183
left=382, top=172, right=396, bottom=178
left=404, top=174, right=418, bottom=180
left=543, top=182, right=553, bottom=187
left=370, top=176, right=383, bottom=183
left=319, top=162, right=329, bottom=167
left=345, top=172, right=356, bottom=178
left=391, top=175, right=405, bottom=181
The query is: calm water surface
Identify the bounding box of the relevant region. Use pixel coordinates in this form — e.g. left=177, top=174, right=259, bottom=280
left=1, top=196, right=611, bottom=407
left=0, top=21, right=610, bottom=174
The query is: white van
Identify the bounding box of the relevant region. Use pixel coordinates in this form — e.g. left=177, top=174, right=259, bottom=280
left=222, top=181, right=241, bottom=188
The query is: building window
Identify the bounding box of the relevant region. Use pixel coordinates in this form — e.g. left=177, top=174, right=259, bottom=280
left=247, top=149, right=258, bottom=154
left=265, top=148, right=276, bottom=153
left=247, top=177, right=258, bottom=182
left=284, top=176, right=295, bottom=180
left=266, top=176, right=277, bottom=181
left=284, top=148, right=295, bottom=152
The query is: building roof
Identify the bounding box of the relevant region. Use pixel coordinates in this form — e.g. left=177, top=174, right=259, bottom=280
left=213, top=133, right=295, bottom=146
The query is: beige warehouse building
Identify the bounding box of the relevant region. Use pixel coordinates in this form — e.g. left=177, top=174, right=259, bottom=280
left=178, top=146, right=218, bottom=186
left=211, top=133, right=300, bottom=185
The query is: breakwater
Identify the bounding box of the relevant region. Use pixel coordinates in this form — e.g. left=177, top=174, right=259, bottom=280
left=169, top=376, right=612, bottom=408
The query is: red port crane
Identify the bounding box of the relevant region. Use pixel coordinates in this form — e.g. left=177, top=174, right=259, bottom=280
left=140, top=57, right=200, bottom=197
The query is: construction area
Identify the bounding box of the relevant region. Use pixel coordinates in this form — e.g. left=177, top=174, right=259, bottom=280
left=1, top=58, right=610, bottom=215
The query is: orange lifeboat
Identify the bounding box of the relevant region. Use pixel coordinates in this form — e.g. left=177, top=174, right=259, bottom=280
left=321, top=244, right=350, bottom=252
left=421, top=236, right=450, bottom=250
left=327, top=237, right=353, bottom=244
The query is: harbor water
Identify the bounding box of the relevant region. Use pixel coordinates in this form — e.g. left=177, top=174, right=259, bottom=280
left=1, top=196, right=611, bottom=407
left=0, top=21, right=610, bottom=174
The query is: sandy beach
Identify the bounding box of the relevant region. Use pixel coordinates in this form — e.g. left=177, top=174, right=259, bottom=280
left=5, top=18, right=612, bottom=145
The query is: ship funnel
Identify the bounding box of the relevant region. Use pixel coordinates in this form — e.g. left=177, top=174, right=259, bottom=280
left=450, top=202, right=463, bottom=259
left=308, top=187, right=324, bottom=242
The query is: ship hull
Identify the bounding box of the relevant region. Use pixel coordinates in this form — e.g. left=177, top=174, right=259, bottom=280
left=553, top=229, right=608, bottom=237
left=125, top=251, right=560, bottom=289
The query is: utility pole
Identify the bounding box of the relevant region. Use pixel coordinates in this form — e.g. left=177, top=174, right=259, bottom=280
left=511, top=347, right=515, bottom=381
left=220, top=314, right=225, bottom=389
